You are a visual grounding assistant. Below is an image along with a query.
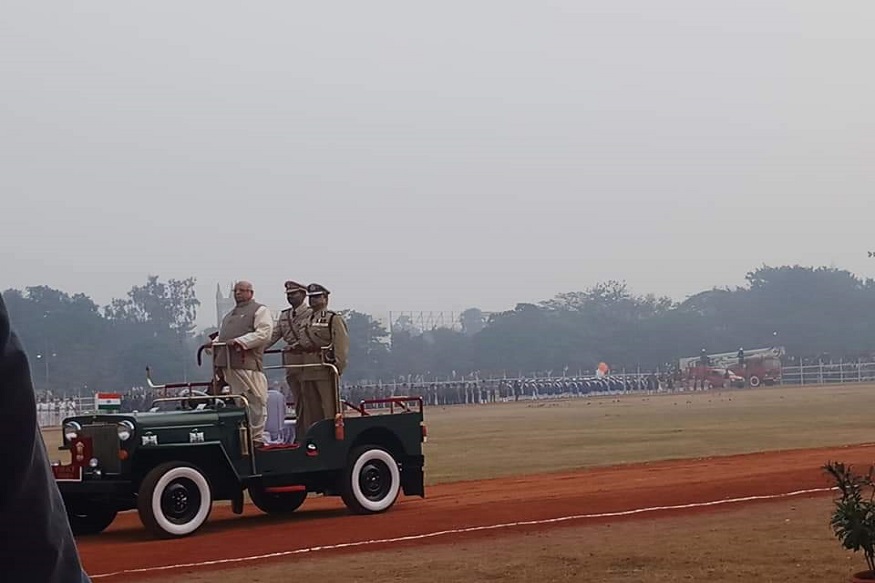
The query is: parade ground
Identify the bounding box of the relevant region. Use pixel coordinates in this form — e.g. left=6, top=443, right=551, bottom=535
left=44, top=384, right=875, bottom=582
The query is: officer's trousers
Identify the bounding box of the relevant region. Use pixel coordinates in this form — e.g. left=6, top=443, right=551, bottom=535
left=300, top=377, right=338, bottom=437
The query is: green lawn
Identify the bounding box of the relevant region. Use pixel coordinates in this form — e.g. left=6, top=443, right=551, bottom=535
left=421, top=384, right=875, bottom=483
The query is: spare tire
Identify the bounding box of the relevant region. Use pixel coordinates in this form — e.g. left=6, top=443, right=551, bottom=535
left=66, top=504, right=117, bottom=535
left=249, top=484, right=307, bottom=515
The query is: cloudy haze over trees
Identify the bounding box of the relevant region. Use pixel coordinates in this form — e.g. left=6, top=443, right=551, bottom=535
left=6, top=265, right=875, bottom=393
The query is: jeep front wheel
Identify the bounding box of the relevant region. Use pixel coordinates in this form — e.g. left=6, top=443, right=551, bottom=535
left=341, top=446, right=400, bottom=514
left=66, top=504, right=117, bottom=535
left=748, top=375, right=761, bottom=388
left=137, top=462, right=213, bottom=538
left=248, top=484, right=307, bottom=515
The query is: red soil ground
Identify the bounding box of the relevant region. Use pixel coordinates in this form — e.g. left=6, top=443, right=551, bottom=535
left=79, top=443, right=875, bottom=580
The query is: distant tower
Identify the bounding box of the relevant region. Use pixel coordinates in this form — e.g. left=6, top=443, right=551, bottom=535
left=215, top=283, right=235, bottom=327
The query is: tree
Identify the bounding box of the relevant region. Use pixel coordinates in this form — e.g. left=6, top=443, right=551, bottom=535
left=422, top=327, right=474, bottom=376
left=742, top=266, right=875, bottom=357
left=105, top=275, right=200, bottom=337
left=390, top=314, right=420, bottom=336
left=343, top=311, right=390, bottom=382
left=388, top=326, right=472, bottom=379
left=2, top=286, right=112, bottom=393
left=473, top=303, right=570, bottom=374
left=8, top=262, right=875, bottom=391
left=459, top=308, right=485, bottom=336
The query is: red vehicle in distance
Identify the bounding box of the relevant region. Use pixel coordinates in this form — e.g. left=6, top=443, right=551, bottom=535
left=679, top=347, right=784, bottom=388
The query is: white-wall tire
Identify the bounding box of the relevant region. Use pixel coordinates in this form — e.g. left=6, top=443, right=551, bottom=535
left=341, top=446, right=401, bottom=514
left=137, top=462, right=212, bottom=538
left=748, top=375, right=761, bottom=388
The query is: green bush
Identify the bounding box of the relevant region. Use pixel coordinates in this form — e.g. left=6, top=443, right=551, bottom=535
left=824, top=461, right=875, bottom=573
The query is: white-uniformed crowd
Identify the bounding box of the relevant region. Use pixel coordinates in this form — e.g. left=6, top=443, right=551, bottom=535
left=36, top=397, right=84, bottom=428
left=36, top=372, right=704, bottom=426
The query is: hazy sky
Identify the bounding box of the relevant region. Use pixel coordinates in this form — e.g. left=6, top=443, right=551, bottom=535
left=2, top=1, right=873, bottom=327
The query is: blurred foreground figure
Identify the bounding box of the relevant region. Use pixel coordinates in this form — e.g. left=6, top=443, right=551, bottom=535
left=0, top=294, right=91, bottom=582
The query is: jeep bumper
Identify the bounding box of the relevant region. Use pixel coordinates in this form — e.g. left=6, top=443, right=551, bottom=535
left=57, top=479, right=133, bottom=496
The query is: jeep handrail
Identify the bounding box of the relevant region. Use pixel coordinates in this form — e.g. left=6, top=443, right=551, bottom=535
left=359, top=396, right=424, bottom=415
left=341, top=400, right=366, bottom=415
left=195, top=343, right=346, bottom=440
left=263, top=360, right=341, bottom=414
left=146, top=366, right=212, bottom=396
left=263, top=354, right=345, bottom=439
left=148, top=393, right=250, bottom=410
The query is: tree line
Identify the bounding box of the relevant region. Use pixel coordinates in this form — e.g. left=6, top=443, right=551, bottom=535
left=4, top=265, right=875, bottom=394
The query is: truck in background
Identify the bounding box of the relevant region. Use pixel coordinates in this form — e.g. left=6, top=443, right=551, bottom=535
left=679, top=346, right=784, bottom=388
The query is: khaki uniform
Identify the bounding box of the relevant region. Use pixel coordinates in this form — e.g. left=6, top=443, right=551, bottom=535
left=299, top=309, right=349, bottom=432
left=214, top=300, right=273, bottom=443
left=265, top=304, right=313, bottom=441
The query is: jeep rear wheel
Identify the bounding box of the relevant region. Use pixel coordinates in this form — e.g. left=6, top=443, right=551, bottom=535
left=248, top=484, right=307, bottom=515
left=66, top=504, right=117, bottom=535
left=341, top=446, right=400, bottom=514
left=137, top=462, right=212, bottom=538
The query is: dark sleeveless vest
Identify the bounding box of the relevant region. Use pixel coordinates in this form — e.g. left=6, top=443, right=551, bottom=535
left=215, top=300, right=265, bottom=371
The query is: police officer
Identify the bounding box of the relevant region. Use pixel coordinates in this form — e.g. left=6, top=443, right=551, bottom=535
left=300, top=284, right=349, bottom=431
left=264, top=280, right=313, bottom=443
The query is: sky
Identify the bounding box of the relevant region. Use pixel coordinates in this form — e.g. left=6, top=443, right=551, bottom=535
left=2, top=1, right=874, bottom=328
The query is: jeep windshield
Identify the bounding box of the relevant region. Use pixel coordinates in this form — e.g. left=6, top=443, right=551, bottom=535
left=147, top=394, right=230, bottom=412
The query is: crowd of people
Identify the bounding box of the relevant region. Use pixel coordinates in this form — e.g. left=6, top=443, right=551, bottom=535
left=339, top=373, right=672, bottom=406
left=36, top=356, right=875, bottom=427
left=38, top=369, right=735, bottom=426
left=35, top=396, right=85, bottom=428
left=39, top=360, right=775, bottom=427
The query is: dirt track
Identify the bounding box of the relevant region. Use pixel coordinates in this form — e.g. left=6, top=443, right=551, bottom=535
left=80, top=443, right=875, bottom=580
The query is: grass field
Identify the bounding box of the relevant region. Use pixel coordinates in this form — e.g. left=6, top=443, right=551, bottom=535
left=423, top=384, right=875, bottom=483
left=45, top=384, right=875, bottom=582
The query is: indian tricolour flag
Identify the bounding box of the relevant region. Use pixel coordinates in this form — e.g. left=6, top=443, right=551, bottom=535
left=96, top=393, right=122, bottom=412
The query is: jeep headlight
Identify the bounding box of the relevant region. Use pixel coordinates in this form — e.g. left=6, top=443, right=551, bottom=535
left=117, top=420, right=135, bottom=442
left=64, top=421, right=82, bottom=442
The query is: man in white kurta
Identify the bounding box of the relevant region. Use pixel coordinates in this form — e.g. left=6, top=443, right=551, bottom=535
left=212, top=281, right=273, bottom=445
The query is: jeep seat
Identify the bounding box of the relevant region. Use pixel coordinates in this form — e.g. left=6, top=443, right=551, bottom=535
left=264, top=389, right=294, bottom=444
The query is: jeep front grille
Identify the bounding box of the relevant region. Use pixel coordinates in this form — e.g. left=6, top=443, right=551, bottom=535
left=81, top=424, right=121, bottom=473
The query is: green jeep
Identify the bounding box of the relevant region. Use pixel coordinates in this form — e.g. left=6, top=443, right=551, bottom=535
left=52, top=364, right=426, bottom=539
